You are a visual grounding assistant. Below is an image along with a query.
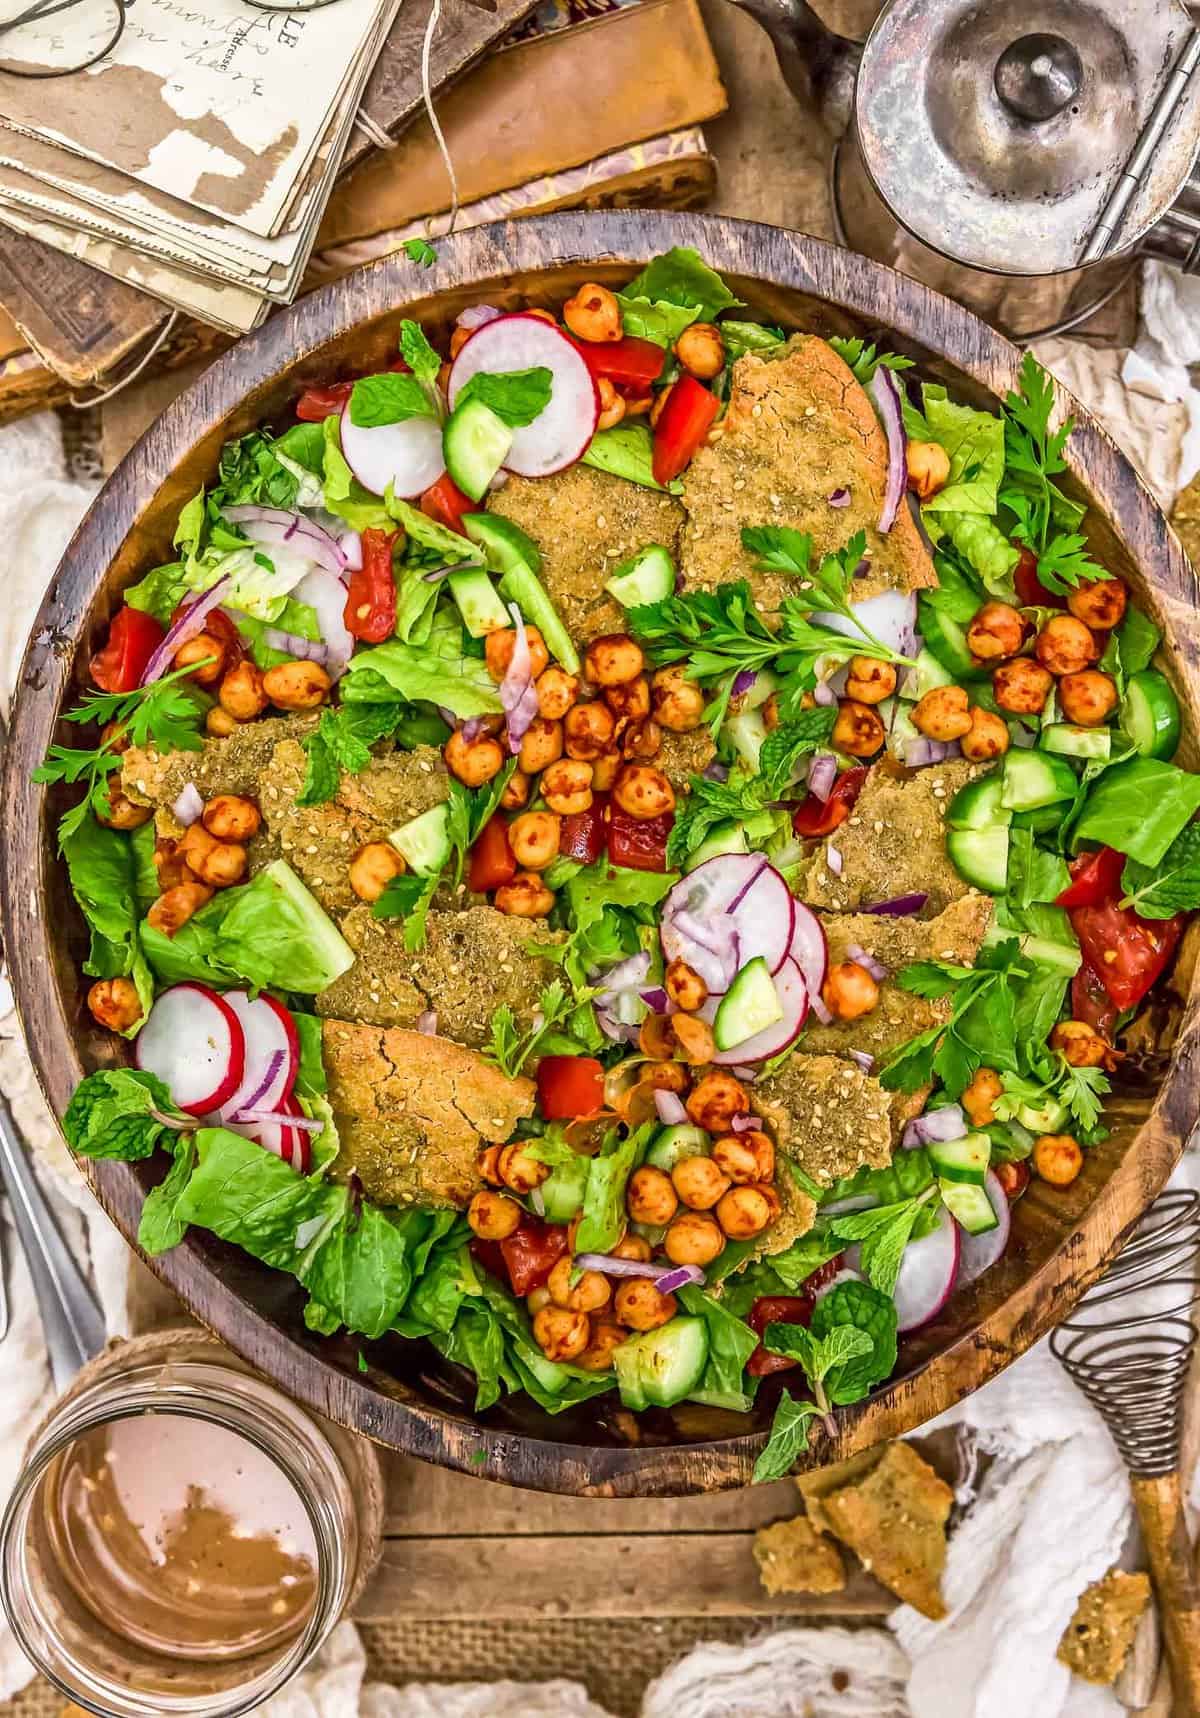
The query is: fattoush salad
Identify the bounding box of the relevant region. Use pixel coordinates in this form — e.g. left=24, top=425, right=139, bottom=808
left=46, top=249, right=1200, bottom=1476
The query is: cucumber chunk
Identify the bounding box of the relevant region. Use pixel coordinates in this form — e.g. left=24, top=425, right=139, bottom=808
left=724, top=706, right=769, bottom=773
left=904, top=647, right=956, bottom=700
left=1121, top=670, right=1181, bottom=761
left=686, top=821, right=749, bottom=869
left=605, top=543, right=676, bottom=608
left=443, top=398, right=513, bottom=502
left=1016, top=1096, right=1069, bottom=1134
left=918, top=598, right=987, bottom=681
left=390, top=804, right=450, bottom=875
left=713, top=956, right=783, bottom=1050
left=940, top=1179, right=1000, bottom=1235
left=464, top=512, right=578, bottom=672
left=614, top=1316, right=709, bottom=1409
left=1042, top=723, right=1112, bottom=762
left=928, top=1131, right=991, bottom=1186
left=646, top=1124, right=710, bottom=1172
left=462, top=511, right=543, bottom=575
left=539, top=1154, right=589, bottom=1223
left=999, top=748, right=1078, bottom=812
left=946, top=825, right=1009, bottom=894
left=947, top=773, right=1011, bottom=831
left=447, top=566, right=510, bottom=638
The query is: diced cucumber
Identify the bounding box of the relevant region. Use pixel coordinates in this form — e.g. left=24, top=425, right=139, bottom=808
left=687, top=821, right=749, bottom=869
left=646, top=1124, right=710, bottom=1172
left=928, top=1131, right=991, bottom=1186
left=605, top=543, right=676, bottom=608
left=940, top=1179, right=1000, bottom=1235
left=1019, top=933, right=1081, bottom=977
left=946, top=826, right=1009, bottom=894
left=539, top=1154, right=589, bottom=1223
left=918, top=598, right=987, bottom=681
left=519, top=1347, right=578, bottom=1395
left=1121, top=670, right=1181, bottom=761
left=905, top=647, right=956, bottom=700
left=462, top=511, right=543, bottom=575
left=390, top=803, right=450, bottom=875
left=947, top=773, right=1011, bottom=831
left=999, top=748, right=1078, bottom=812
left=738, top=668, right=779, bottom=711
left=442, top=398, right=513, bottom=502
left=1016, top=1095, right=1069, bottom=1134
left=713, top=956, right=783, bottom=1050
left=724, top=706, right=769, bottom=773
left=1011, top=803, right=1065, bottom=833
left=447, top=566, right=510, bottom=638
left=614, top=1316, right=709, bottom=1409
left=886, top=703, right=922, bottom=763
left=1042, top=723, right=1111, bottom=762
left=498, top=564, right=579, bottom=675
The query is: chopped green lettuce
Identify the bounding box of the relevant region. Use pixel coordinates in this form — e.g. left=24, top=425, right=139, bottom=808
left=341, top=611, right=502, bottom=718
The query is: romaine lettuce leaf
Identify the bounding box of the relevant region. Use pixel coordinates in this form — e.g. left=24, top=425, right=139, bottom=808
left=341, top=611, right=502, bottom=718
left=62, top=815, right=153, bottom=1033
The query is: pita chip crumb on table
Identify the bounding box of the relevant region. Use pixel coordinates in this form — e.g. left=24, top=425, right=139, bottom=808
left=1057, top=1568, right=1153, bottom=1686
left=753, top=1516, right=847, bottom=1596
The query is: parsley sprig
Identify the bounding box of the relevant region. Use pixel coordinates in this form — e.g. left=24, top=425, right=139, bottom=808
left=879, top=940, right=1028, bottom=1098
left=827, top=337, right=915, bottom=388
left=1000, top=353, right=1109, bottom=594
left=484, top=979, right=578, bottom=1079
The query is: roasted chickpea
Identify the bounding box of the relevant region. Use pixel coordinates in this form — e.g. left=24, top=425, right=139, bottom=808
left=605, top=675, right=651, bottom=722
left=966, top=602, right=1024, bottom=663
left=994, top=1159, right=1032, bottom=1199
left=575, top=1320, right=626, bottom=1371
left=218, top=660, right=268, bottom=720
left=205, top=707, right=241, bottom=738
left=262, top=659, right=331, bottom=711
left=674, top=321, right=726, bottom=380
left=640, top=1061, right=690, bottom=1095
left=822, top=960, right=880, bottom=1021
left=663, top=1211, right=725, bottom=1267
left=832, top=698, right=886, bottom=758
left=762, top=693, right=781, bottom=732
left=622, top=393, right=654, bottom=418
left=192, top=841, right=248, bottom=889
left=614, top=1277, right=678, bottom=1333
left=906, top=439, right=951, bottom=501
left=153, top=840, right=196, bottom=893
left=671, top=1014, right=717, bottom=1066
left=527, top=1285, right=552, bottom=1316
left=87, top=976, right=142, bottom=1032
left=591, top=751, right=621, bottom=792
left=449, top=325, right=473, bottom=360
left=96, top=790, right=152, bottom=831
left=562, top=283, right=622, bottom=343
left=500, top=769, right=531, bottom=811
left=564, top=700, right=617, bottom=760
left=477, top=1144, right=504, bottom=1186
left=486, top=625, right=549, bottom=683
left=174, top=633, right=225, bottom=685
left=346, top=843, right=406, bottom=905
left=960, top=708, right=1011, bottom=763
left=179, top=821, right=217, bottom=873
left=665, top=958, right=708, bottom=1013
left=912, top=684, right=973, bottom=741
left=1050, top=1019, right=1119, bottom=1071
left=533, top=1304, right=592, bottom=1361
left=468, top=1189, right=522, bottom=1240
left=541, top=757, right=593, bottom=815
left=518, top=716, right=564, bottom=776
left=612, top=764, right=675, bottom=820
left=1059, top=670, right=1118, bottom=727
left=686, top=1071, right=750, bottom=1134
left=493, top=872, right=555, bottom=918
left=626, top=1166, right=679, bottom=1227
left=712, top=1131, right=774, bottom=1185
left=146, top=880, right=213, bottom=936
left=754, top=1181, right=782, bottom=1225
left=621, top=717, right=663, bottom=762
left=445, top=726, right=506, bottom=787
left=672, top=1155, right=731, bottom=1211
left=547, top=1255, right=611, bottom=1313
left=651, top=664, right=705, bottom=733
left=1068, top=575, right=1127, bottom=631
left=536, top=666, right=579, bottom=720
left=1033, top=1133, right=1083, bottom=1188
left=844, top=656, right=897, bottom=705
left=499, top=815, right=553, bottom=877
left=993, top=658, right=1054, bottom=715
left=1035, top=614, right=1098, bottom=677
left=649, top=386, right=672, bottom=430
left=596, top=377, right=626, bottom=432
left=962, top=1066, right=1002, bottom=1127
left=715, top=1184, right=773, bottom=1239
left=610, top=1233, right=653, bottom=1264
left=202, top=794, right=260, bottom=842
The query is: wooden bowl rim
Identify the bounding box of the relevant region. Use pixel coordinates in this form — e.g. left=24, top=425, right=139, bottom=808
left=6, top=211, right=1200, bottom=1496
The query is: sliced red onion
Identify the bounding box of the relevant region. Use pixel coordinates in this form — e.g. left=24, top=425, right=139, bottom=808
left=810, top=993, right=833, bottom=1026
left=847, top=1049, right=875, bottom=1073
left=668, top=910, right=740, bottom=994
left=500, top=602, right=539, bottom=754
left=339, top=528, right=363, bottom=573
left=235, top=1106, right=323, bottom=1132
left=573, top=1254, right=705, bottom=1292
left=807, top=753, right=838, bottom=802
left=596, top=1008, right=641, bottom=1045
left=703, top=759, right=730, bottom=784
left=457, top=303, right=503, bottom=331
left=598, top=950, right=652, bottom=996
left=730, top=1112, right=763, bottom=1135
left=262, top=626, right=331, bottom=665
left=292, top=567, right=355, bottom=683
left=729, top=1064, right=759, bottom=1081
left=461, top=716, right=488, bottom=743
left=901, top=1103, right=968, bottom=1149
left=640, top=986, right=669, bottom=1013
left=813, top=681, right=837, bottom=708
left=423, top=559, right=478, bottom=585
left=437, top=706, right=458, bottom=727
left=828, top=487, right=851, bottom=508
left=654, top=1089, right=688, bottom=1125
left=868, top=366, right=907, bottom=535
left=224, top=505, right=347, bottom=576
left=417, top=1010, right=438, bottom=1036
left=825, top=842, right=843, bottom=877
left=655, top=1265, right=706, bottom=1294
left=847, top=943, right=888, bottom=982
left=140, top=575, right=232, bottom=685
left=732, top=669, right=757, bottom=698
left=172, top=783, right=203, bottom=826
left=226, top=1049, right=285, bottom=1119
left=903, top=736, right=963, bottom=768
left=864, top=892, right=928, bottom=916
left=489, top=470, right=510, bottom=493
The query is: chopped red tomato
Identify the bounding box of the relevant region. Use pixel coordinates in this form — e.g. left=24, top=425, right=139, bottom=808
left=652, top=375, right=720, bottom=486
left=1069, top=898, right=1184, bottom=1012
left=1013, top=545, right=1068, bottom=610
left=559, top=796, right=607, bottom=864
left=572, top=334, right=666, bottom=391
left=344, top=527, right=398, bottom=644
left=993, top=1160, right=1031, bottom=1200
left=421, top=473, right=474, bottom=537
left=608, top=806, right=672, bottom=871
left=499, top=1220, right=569, bottom=1297
left=537, top=1055, right=606, bottom=1121
left=1071, top=957, right=1119, bottom=1038
left=1056, top=847, right=1126, bottom=910
left=468, top=1236, right=507, bottom=1284
left=294, top=379, right=354, bottom=422
left=468, top=816, right=517, bottom=894
left=746, top=1294, right=816, bottom=1377
left=89, top=606, right=166, bottom=693
left=791, top=767, right=869, bottom=839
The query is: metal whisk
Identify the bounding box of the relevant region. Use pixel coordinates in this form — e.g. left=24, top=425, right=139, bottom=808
left=1052, top=1189, right=1200, bottom=1714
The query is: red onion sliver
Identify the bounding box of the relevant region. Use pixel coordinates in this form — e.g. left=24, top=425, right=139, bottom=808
left=828, top=487, right=851, bottom=508
left=417, top=1010, right=438, bottom=1036
left=825, top=842, right=843, bottom=877
left=655, top=1264, right=705, bottom=1294
left=729, top=1065, right=759, bottom=1082
left=221, top=1048, right=286, bottom=1123
left=654, top=1089, right=688, bottom=1126
left=864, top=893, right=928, bottom=916
left=261, top=626, right=331, bottom=665
left=847, top=943, right=888, bottom=982
left=500, top=601, right=539, bottom=754
left=457, top=303, right=503, bottom=331
left=703, top=760, right=730, bottom=784
left=573, top=1253, right=705, bottom=1291
left=224, top=505, right=347, bottom=576
left=140, top=574, right=232, bottom=685
left=807, top=753, right=838, bottom=803
left=902, top=1103, right=968, bottom=1150
left=172, top=783, right=203, bottom=826
left=868, top=366, right=907, bottom=535
left=235, top=1107, right=323, bottom=1132
left=809, top=993, right=833, bottom=1026
left=640, top=986, right=669, bottom=1013
left=730, top=1112, right=763, bottom=1135
left=732, top=668, right=757, bottom=698
left=813, top=680, right=837, bottom=708
left=848, top=1049, right=875, bottom=1073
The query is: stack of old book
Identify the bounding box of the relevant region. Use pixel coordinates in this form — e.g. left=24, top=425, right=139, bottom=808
left=0, top=0, right=727, bottom=418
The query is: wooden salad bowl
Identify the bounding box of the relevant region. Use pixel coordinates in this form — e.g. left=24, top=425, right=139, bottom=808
left=5, top=212, right=1200, bottom=1496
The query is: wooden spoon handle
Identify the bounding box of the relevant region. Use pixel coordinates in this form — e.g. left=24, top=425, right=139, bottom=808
left=1131, top=1472, right=1200, bottom=1717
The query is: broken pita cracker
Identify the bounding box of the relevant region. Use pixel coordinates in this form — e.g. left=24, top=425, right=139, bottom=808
left=1057, top=1569, right=1152, bottom=1686
left=754, top=1516, right=847, bottom=1596
left=818, top=1440, right=953, bottom=1619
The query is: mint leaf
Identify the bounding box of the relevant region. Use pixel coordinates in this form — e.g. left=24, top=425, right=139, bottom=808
left=1120, top=822, right=1200, bottom=917
left=810, top=1279, right=898, bottom=1404
left=830, top=1194, right=934, bottom=1297
left=64, top=1068, right=180, bottom=1161
left=349, top=372, right=439, bottom=428
left=403, top=238, right=437, bottom=268
left=457, top=366, right=553, bottom=428
left=753, top=1390, right=820, bottom=1483
left=297, top=708, right=372, bottom=807
left=399, top=319, right=442, bottom=388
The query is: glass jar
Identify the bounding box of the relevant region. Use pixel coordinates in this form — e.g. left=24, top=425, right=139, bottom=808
left=0, top=1335, right=376, bottom=1718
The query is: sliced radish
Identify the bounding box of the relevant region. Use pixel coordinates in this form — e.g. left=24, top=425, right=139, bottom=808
left=447, top=314, right=599, bottom=478
left=292, top=567, right=355, bottom=679
left=710, top=956, right=808, bottom=1065
left=219, top=991, right=299, bottom=1119
left=339, top=400, right=445, bottom=499
left=892, top=1204, right=960, bottom=1332
left=955, top=1171, right=1012, bottom=1286
left=813, top=589, right=918, bottom=659
left=662, top=856, right=794, bottom=984
left=814, top=1266, right=865, bottom=1301
left=283, top=1096, right=314, bottom=1175
left=135, top=983, right=245, bottom=1116
left=788, top=902, right=828, bottom=1001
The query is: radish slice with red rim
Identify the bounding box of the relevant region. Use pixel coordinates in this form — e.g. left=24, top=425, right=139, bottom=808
left=448, top=313, right=600, bottom=478
left=292, top=568, right=355, bottom=680
left=955, top=1171, right=1011, bottom=1286
left=134, top=983, right=245, bottom=1116
left=788, top=902, right=828, bottom=1002
left=662, top=855, right=794, bottom=985
left=339, top=400, right=445, bottom=499
left=892, top=1204, right=961, bottom=1332
left=710, top=956, right=809, bottom=1064
left=219, top=991, right=299, bottom=1118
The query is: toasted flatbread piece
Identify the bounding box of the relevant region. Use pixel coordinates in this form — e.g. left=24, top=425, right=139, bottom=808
left=680, top=337, right=937, bottom=611
left=818, top=1440, right=953, bottom=1619
left=123, top=714, right=315, bottom=824
left=756, top=1053, right=894, bottom=1188
left=657, top=725, right=717, bottom=797
left=794, top=1446, right=887, bottom=1536
left=1057, top=1569, right=1152, bottom=1685
left=322, top=1019, right=534, bottom=1208
left=754, top=1516, right=846, bottom=1596
left=487, top=464, right=685, bottom=643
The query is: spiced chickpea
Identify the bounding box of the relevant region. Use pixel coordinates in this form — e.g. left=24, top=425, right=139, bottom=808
left=153, top=841, right=195, bottom=893
left=906, top=439, right=951, bottom=501
left=536, top=666, right=579, bottom=720
left=192, top=842, right=248, bottom=889
left=672, top=1155, right=731, bottom=1211
left=822, top=961, right=879, bottom=1021
left=1050, top=1019, right=1119, bottom=1071
left=754, top=1182, right=782, bottom=1225
left=665, top=958, right=708, bottom=1012
left=762, top=693, right=781, bottom=732
left=500, top=771, right=530, bottom=811
left=541, top=758, right=593, bottom=815
left=547, top=1255, right=611, bottom=1314
left=87, top=977, right=142, bottom=1033
left=1059, top=670, right=1118, bottom=727
left=1035, top=614, right=1098, bottom=677
left=476, top=1145, right=504, bottom=1186
left=912, top=684, right=973, bottom=741
left=518, top=716, right=564, bottom=776
left=663, top=1211, right=725, bottom=1267
left=622, top=394, right=654, bottom=419
left=960, top=708, right=1010, bottom=763
left=967, top=602, right=1025, bottom=662
left=613, top=764, right=675, bottom=820
left=493, top=872, right=555, bottom=918
left=146, top=881, right=213, bottom=936
left=621, top=717, right=663, bottom=762
left=202, top=795, right=260, bottom=842
left=1068, top=575, right=1127, bottom=631
left=605, top=675, right=651, bottom=722
left=486, top=625, right=549, bottom=684
left=614, top=1277, right=678, bottom=1332
left=96, top=790, right=152, bottom=831
left=348, top=842, right=405, bottom=904
left=675, top=322, right=725, bottom=380
left=206, top=707, right=241, bottom=738
left=649, top=387, right=671, bottom=430
left=844, top=656, right=897, bottom=705
left=527, top=1285, right=552, bottom=1316
left=994, top=1160, right=1031, bottom=1199
left=712, top=1131, right=774, bottom=1185
left=508, top=811, right=562, bottom=871
left=562, top=283, right=622, bottom=343
left=671, top=1014, right=716, bottom=1066
left=596, top=377, right=626, bottom=432
left=468, top=1189, right=522, bottom=1240
left=626, top=1166, right=679, bottom=1227
left=686, top=1071, right=751, bottom=1133
left=262, top=660, right=331, bottom=711
left=533, top=1304, right=591, bottom=1362
left=962, top=1066, right=1003, bottom=1128
left=218, top=660, right=268, bottom=720
left=993, top=658, right=1054, bottom=715
left=179, top=822, right=216, bottom=872
left=1033, top=1134, right=1083, bottom=1188
left=641, top=1061, right=689, bottom=1095
left=445, top=726, right=505, bottom=787
left=174, top=633, right=225, bottom=685
left=564, top=700, right=616, bottom=760
left=832, top=699, right=885, bottom=758
left=576, top=1321, right=626, bottom=1371
left=591, top=751, right=621, bottom=792
left=716, top=1184, right=773, bottom=1239
left=651, top=664, right=705, bottom=732
left=610, top=1233, right=653, bottom=1264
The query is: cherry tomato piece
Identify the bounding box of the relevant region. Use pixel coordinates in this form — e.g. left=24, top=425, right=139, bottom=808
left=468, top=816, right=517, bottom=894
left=559, top=796, right=608, bottom=864
left=421, top=473, right=474, bottom=537
left=652, top=375, right=720, bottom=486
left=572, top=334, right=666, bottom=391
left=1069, top=899, right=1184, bottom=1013
left=1055, top=846, right=1126, bottom=910
left=500, top=1220, right=569, bottom=1297
left=993, top=1160, right=1031, bottom=1200
left=746, top=1293, right=816, bottom=1377
left=607, top=806, right=672, bottom=871
left=89, top=606, right=166, bottom=693
left=791, top=767, right=869, bottom=839
left=294, top=380, right=354, bottom=422
left=344, top=527, right=398, bottom=644
left=536, top=1055, right=606, bottom=1121
left=1071, top=956, right=1119, bottom=1039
